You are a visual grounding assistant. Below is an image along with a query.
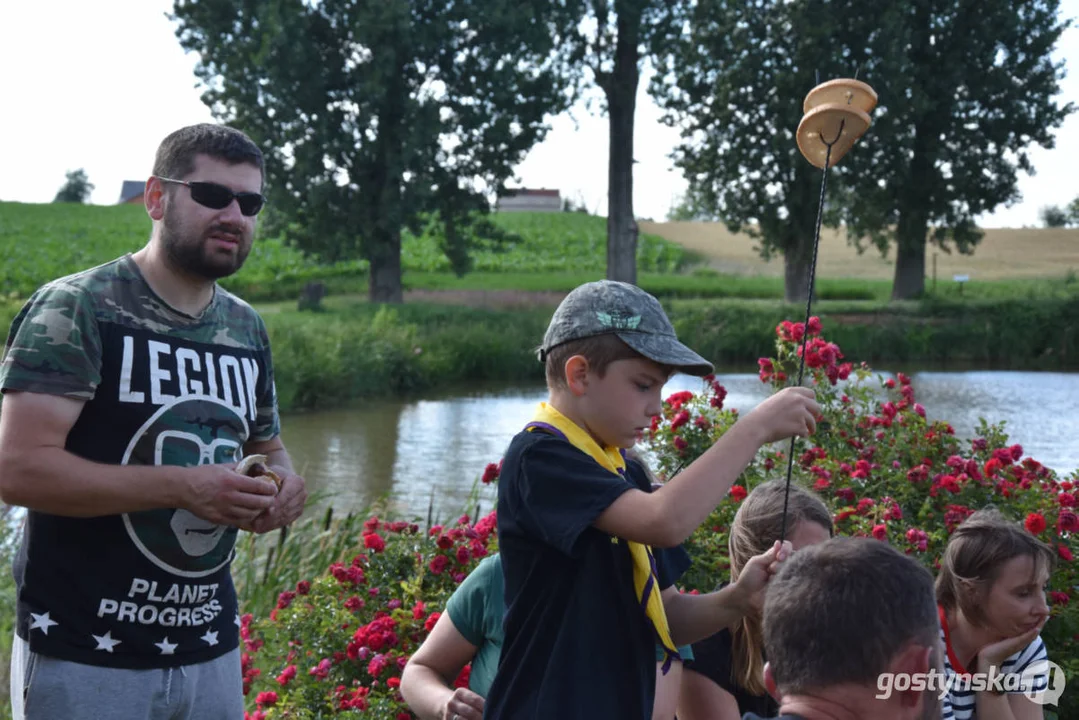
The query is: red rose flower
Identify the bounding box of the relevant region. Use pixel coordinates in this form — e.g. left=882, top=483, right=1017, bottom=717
left=276, top=665, right=297, bottom=686
left=363, top=533, right=386, bottom=552
left=670, top=410, right=690, bottom=431
left=1059, top=510, right=1079, bottom=533
left=256, top=692, right=279, bottom=709
left=1025, top=512, right=1047, bottom=535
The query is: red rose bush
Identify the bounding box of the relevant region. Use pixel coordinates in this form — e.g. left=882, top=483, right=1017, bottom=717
left=642, top=317, right=1079, bottom=703
left=241, top=512, right=498, bottom=718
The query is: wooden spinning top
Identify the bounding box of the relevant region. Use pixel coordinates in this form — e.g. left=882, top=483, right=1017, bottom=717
left=797, top=78, right=878, bottom=169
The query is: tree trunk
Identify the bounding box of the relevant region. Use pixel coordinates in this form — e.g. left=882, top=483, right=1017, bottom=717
left=603, top=9, right=641, bottom=285
left=367, top=46, right=407, bottom=304
left=781, top=163, right=818, bottom=304
left=369, top=229, right=404, bottom=303
left=783, top=229, right=814, bottom=304
left=891, top=211, right=928, bottom=300
left=892, top=122, right=933, bottom=301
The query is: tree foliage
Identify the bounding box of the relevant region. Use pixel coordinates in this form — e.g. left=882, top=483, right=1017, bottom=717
left=833, top=0, right=1074, bottom=298
left=666, top=187, right=722, bottom=223
left=655, top=0, right=1074, bottom=301
left=653, top=0, right=866, bottom=302
left=53, top=168, right=94, bottom=204
left=1041, top=204, right=1071, bottom=228
left=172, top=0, right=579, bottom=302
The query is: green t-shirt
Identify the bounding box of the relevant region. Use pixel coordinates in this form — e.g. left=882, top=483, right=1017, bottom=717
left=445, top=554, right=505, bottom=697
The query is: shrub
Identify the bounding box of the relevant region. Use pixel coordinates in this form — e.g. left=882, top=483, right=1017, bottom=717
left=641, top=317, right=1079, bottom=713
left=240, top=512, right=499, bottom=719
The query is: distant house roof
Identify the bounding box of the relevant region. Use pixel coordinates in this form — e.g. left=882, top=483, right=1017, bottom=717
left=118, top=180, right=145, bottom=204
left=503, top=188, right=560, bottom=198
left=497, top=188, right=562, bottom=213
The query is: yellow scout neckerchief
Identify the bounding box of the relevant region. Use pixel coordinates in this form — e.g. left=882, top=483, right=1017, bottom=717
left=525, top=402, right=681, bottom=673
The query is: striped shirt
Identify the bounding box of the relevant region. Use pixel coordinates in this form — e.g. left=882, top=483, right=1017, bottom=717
left=939, top=605, right=1049, bottom=720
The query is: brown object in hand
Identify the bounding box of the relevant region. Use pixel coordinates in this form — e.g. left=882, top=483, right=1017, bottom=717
left=796, top=78, right=877, bottom=169
left=236, top=454, right=283, bottom=493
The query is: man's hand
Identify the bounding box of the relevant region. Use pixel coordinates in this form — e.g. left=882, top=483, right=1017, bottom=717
left=732, top=540, right=793, bottom=615
left=248, top=465, right=308, bottom=534
left=180, top=463, right=279, bottom=528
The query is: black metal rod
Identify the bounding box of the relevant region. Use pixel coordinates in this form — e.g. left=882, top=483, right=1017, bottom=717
left=779, top=125, right=841, bottom=542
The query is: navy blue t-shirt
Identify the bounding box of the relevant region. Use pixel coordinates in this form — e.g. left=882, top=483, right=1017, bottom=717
left=484, top=429, right=690, bottom=720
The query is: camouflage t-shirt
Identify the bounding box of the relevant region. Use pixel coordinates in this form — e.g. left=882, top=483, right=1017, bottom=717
left=0, top=254, right=280, bottom=669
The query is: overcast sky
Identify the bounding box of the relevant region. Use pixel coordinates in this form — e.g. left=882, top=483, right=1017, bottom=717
left=1, top=0, right=1076, bottom=226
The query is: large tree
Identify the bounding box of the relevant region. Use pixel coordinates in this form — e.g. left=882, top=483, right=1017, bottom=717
left=653, top=0, right=871, bottom=302
left=53, top=169, right=94, bottom=204
left=836, top=0, right=1074, bottom=299
left=172, top=0, right=578, bottom=303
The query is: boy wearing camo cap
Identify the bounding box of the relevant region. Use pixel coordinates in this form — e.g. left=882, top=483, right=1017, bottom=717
left=482, top=280, right=819, bottom=720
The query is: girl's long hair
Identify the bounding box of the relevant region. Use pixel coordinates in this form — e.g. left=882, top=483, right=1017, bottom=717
left=727, top=480, right=833, bottom=696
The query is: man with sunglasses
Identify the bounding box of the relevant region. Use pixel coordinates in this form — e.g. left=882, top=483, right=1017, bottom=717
left=0, top=123, right=307, bottom=719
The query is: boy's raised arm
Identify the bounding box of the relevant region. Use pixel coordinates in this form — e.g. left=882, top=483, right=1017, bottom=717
left=593, top=386, right=818, bottom=547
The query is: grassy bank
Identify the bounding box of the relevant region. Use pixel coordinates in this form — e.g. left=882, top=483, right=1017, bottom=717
left=259, top=296, right=1079, bottom=412
left=0, top=293, right=1073, bottom=413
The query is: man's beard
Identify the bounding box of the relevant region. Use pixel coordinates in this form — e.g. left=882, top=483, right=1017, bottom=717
left=161, top=211, right=251, bottom=280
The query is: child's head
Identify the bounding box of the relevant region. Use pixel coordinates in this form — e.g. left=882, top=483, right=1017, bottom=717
left=728, top=479, right=834, bottom=579
left=727, top=480, right=833, bottom=696
left=936, top=507, right=1053, bottom=638
left=538, top=281, right=713, bottom=447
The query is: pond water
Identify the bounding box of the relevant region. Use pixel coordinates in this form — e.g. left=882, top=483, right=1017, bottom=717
left=277, top=369, right=1079, bottom=523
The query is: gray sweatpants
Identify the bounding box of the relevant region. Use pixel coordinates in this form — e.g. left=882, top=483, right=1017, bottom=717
left=10, top=635, right=244, bottom=719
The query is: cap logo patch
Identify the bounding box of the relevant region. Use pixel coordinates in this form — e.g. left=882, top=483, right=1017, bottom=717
left=596, top=311, right=641, bottom=330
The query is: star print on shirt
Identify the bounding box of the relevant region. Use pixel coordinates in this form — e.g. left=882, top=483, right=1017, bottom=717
left=200, top=629, right=219, bottom=647
left=234, top=613, right=241, bottom=627
left=155, top=637, right=178, bottom=655
left=93, top=631, right=121, bottom=653
left=29, top=612, right=58, bottom=636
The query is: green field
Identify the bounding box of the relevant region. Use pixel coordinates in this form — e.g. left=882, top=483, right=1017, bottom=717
left=5, top=201, right=1077, bottom=306
left=0, top=202, right=688, bottom=301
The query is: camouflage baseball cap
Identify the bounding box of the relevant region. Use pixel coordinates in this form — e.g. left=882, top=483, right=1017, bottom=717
left=539, top=280, right=714, bottom=376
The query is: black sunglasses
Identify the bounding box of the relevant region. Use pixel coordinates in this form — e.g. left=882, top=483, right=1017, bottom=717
left=157, top=178, right=266, bottom=217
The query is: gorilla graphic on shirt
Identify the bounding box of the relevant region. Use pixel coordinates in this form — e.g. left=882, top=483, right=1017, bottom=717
left=120, top=395, right=248, bottom=578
